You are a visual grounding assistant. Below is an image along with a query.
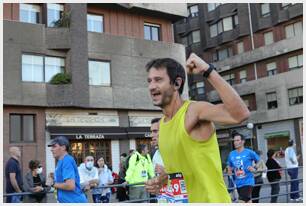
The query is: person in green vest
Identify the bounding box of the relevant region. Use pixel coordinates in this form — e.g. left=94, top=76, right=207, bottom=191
left=144, top=53, right=250, bottom=203
left=124, top=144, right=154, bottom=202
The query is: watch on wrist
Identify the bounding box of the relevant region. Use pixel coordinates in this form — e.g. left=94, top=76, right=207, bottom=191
left=203, top=63, right=215, bottom=78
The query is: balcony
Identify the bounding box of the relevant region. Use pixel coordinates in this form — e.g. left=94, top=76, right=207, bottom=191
left=213, top=35, right=303, bottom=72
left=207, top=68, right=302, bottom=124
left=45, top=27, right=71, bottom=50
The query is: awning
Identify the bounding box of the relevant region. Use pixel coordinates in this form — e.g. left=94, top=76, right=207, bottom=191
left=47, top=126, right=150, bottom=140
left=264, top=131, right=290, bottom=139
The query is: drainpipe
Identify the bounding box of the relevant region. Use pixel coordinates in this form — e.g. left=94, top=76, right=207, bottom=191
left=248, top=3, right=258, bottom=80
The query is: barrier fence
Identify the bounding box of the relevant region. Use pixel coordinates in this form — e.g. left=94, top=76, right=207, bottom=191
left=3, top=166, right=303, bottom=203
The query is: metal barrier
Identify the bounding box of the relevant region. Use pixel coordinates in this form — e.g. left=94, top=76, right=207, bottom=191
left=3, top=166, right=303, bottom=203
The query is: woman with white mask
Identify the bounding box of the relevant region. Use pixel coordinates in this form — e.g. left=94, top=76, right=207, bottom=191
left=23, top=160, right=51, bottom=202
left=92, top=157, right=114, bottom=203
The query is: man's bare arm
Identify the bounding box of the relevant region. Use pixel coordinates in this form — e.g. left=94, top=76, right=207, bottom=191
left=186, top=53, right=250, bottom=125
left=54, top=179, right=75, bottom=191
left=9, top=173, right=22, bottom=192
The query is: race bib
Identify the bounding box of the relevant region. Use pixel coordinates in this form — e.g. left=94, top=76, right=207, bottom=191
left=157, top=172, right=188, bottom=203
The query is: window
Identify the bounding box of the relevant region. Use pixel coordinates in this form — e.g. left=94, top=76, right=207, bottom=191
left=223, top=17, right=233, bottom=32
left=71, top=140, right=111, bottom=166
left=223, top=73, right=235, bottom=85
left=288, top=87, right=303, bottom=105
left=285, top=21, right=303, bottom=38
left=22, top=55, right=44, bottom=82
left=208, top=3, right=221, bottom=12
left=288, top=54, right=303, bottom=70
left=144, top=23, right=160, bottom=41
left=209, top=15, right=236, bottom=37
left=243, top=99, right=250, bottom=110
left=45, top=57, right=65, bottom=82
left=215, top=47, right=233, bottom=61
left=264, top=31, right=274, bottom=45
left=87, top=14, right=103, bottom=33
left=47, top=3, right=64, bottom=27
left=192, top=30, right=200, bottom=43
left=196, top=82, right=205, bottom=94
left=266, top=62, right=277, bottom=76
left=237, top=41, right=244, bottom=54
left=261, top=3, right=270, bottom=17
left=188, top=5, right=199, bottom=17
left=22, top=54, right=65, bottom=82
left=266, top=92, right=278, bottom=109
left=240, top=70, right=247, bottom=83
left=10, top=114, right=35, bottom=142
left=234, top=15, right=239, bottom=26
left=20, top=3, right=40, bottom=24
left=210, top=24, right=218, bottom=37
left=88, top=60, right=111, bottom=86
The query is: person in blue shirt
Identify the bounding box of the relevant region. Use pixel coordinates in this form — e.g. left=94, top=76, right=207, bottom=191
left=227, top=132, right=260, bottom=203
left=48, top=136, right=87, bottom=203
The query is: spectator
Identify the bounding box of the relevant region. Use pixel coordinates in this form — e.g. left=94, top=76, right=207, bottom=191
left=48, top=136, right=87, bottom=203
left=266, top=149, right=282, bottom=203
left=5, top=146, right=23, bottom=203
left=150, top=117, right=164, bottom=203
left=124, top=144, right=154, bottom=202
left=285, top=140, right=302, bottom=202
left=251, top=150, right=267, bottom=203
left=92, top=157, right=113, bottom=203
left=117, top=153, right=129, bottom=201
left=23, top=160, right=51, bottom=202
left=78, top=156, right=99, bottom=203
left=227, top=132, right=260, bottom=203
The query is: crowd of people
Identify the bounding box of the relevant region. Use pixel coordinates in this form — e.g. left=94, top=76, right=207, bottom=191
left=4, top=53, right=303, bottom=203
left=226, top=132, right=302, bottom=203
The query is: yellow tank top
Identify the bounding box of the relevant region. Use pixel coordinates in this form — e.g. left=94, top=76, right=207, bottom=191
left=159, top=100, right=231, bottom=203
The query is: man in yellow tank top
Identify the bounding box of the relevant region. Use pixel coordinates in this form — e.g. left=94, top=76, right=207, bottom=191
left=144, top=53, right=250, bottom=203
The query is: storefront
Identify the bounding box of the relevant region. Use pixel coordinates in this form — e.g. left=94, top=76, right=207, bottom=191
left=45, top=109, right=159, bottom=174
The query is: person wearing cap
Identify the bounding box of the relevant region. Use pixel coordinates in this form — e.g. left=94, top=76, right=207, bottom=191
left=48, top=136, right=87, bottom=203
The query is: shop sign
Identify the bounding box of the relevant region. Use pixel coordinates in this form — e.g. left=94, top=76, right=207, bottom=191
left=76, top=134, right=105, bottom=140
left=129, top=116, right=160, bottom=127
left=46, top=113, right=119, bottom=126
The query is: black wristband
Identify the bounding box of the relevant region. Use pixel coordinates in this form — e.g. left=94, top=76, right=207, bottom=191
left=203, top=63, right=215, bottom=78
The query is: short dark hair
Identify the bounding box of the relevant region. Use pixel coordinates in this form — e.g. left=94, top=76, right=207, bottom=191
left=146, top=58, right=186, bottom=95
left=29, top=160, right=40, bottom=170
left=288, top=139, right=294, bottom=146
left=120, top=153, right=127, bottom=158
left=232, top=131, right=245, bottom=141
left=267, top=149, right=275, bottom=158
left=151, top=117, right=161, bottom=124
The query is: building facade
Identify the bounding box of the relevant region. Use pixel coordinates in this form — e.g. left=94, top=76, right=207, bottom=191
left=174, top=3, right=303, bottom=165
left=3, top=3, right=188, bottom=183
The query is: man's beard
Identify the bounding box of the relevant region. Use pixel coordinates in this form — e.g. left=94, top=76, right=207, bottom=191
left=153, top=90, right=174, bottom=108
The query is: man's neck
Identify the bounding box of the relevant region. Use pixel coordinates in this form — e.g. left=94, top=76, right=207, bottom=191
left=162, top=95, right=184, bottom=121
left=58, top=152, right=68, bottom=160
left=236, top=147, right=244, bottom=153
left=11, top=155, right=19, bottom=161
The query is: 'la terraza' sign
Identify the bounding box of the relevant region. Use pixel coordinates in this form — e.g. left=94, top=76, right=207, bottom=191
left=76, top=134, right=105, bottom=140
left=73, top=132, right=151, bottom=140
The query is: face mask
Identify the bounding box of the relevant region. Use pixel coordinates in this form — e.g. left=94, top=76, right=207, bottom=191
left=86, top=162, right=94, bottom=170
left=37, top=167, right=43, bottom=174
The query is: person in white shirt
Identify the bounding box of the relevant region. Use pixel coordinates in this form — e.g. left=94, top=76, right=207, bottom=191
left=285, top=139, right=302, bottom=202
left=150, top=118, right=164, bottom=174
left=78, top=156, right=99, bottom=202
left=92, top=157, right=113, bottom=203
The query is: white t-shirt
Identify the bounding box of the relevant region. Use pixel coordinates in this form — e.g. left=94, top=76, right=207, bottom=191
left=285, top=146, right=298, bottom=168
left=152, top=149, right=164, bottom=171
